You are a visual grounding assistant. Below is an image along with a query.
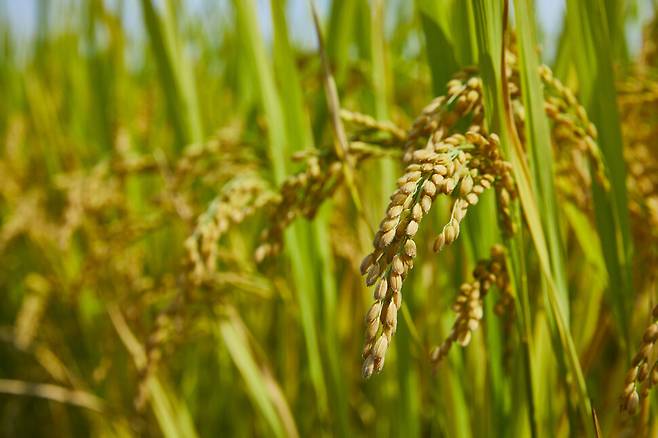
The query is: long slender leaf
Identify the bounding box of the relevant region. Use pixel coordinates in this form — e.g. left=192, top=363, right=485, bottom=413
left=233, top=0, right=329, bottom=419
left=566, top=0, right=634, bottom=353
left=140, top=0, right=203, bottom=147
left=472, top=0, right=594, bottom=434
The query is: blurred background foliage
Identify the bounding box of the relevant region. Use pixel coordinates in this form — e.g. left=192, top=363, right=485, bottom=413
left=0, top=0, right=657, bottom=436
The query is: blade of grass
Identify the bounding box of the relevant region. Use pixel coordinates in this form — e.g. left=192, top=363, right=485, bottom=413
left=514, top=0, right=570, bottom=320
left=140, top=0, right=203, bottom=147
left=565, top=0, right=634, bottom=354
left=512, top=2, right=587, bottom=432
left=326, top=0, right=357, bottom=85
left=233, top=0, right=329, bottom=419
left=421, top=1, right=511, bottom=432
left=502, top=45, right=595, bottom=438
left=0, top=379, right=105, bottom=413
left=563, top=204, right=608, bottom=348
left=218, top=309, right=298, bottom=438
left=309, top=0, right=365, bottom=216
left=471, top=2, right=541, bottom=435
left=483, top=1, right=592, bottom=432
left=416, top=0, right=476, bottom=94
left=85, top=0, right=114, bottom=154
left=106, top=303, right=198, bottom=438
left=370, top=0, right=396, bottom=202
left=418, top=2, right=510, bottom=432
left=271, top=2, right=349, bottom=433
left=473, top=0, right=602, bottom=433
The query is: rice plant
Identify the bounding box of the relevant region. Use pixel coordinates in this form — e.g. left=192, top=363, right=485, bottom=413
left=1, top=0, right=657, bottom=436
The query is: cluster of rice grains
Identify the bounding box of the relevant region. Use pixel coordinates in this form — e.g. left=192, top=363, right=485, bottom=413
left=178, top=59, right=613, bottom=384
left=359, top=68, right=518, bottom=377
left=358, top=59, right=616, bottom=378
left=186, top=153, right=357, bottom=285
left=540, top=66, right=610, bottom=196
left=252, top=153, right=344, bottom=263
left=429, top=244, right=513, bottom=365
left=185, top=176, right=275, bottom=284
left=621, top=305, right=658, bottom=416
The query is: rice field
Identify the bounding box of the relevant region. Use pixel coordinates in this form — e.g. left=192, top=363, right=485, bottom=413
left=1, top=0, right=657, bottom=436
